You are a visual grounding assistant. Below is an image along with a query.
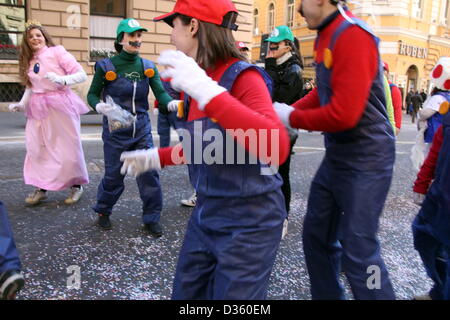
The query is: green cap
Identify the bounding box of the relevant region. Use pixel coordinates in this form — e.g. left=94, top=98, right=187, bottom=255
left=116, top=18, right=148, bottom=39
left=265, top=25, right=294, bottom=43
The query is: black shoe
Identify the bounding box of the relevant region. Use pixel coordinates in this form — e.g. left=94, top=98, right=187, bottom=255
left=0, top=270, right=25, bottom=300
left=145, top=222, right=163, bottom=237
left=98, top=214, right=112, bottom=230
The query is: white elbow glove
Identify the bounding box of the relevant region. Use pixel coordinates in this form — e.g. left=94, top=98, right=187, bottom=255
left=45, top=70, right=87, bottom=86
left=273, top=102, right=295, bottom=130
left=120, top=148, right=161, bottom=177
left=8, top=88, right=32, bottom=112
left=158, top=50, right=226, bottom=110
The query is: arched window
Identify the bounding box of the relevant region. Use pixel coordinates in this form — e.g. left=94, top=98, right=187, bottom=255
left=286, top=0, right=295, bottom=28
left=268, top=3, right=275, bottom=33
left=253, top=8, right=259, bottom=35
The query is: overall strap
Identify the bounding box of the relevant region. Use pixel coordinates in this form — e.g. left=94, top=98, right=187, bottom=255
left=219, top=60, right=273, bottom=96
left=141, top=58, right=156, bottom=72
left=329, top=18, right=379, bottom=51
left=95, top=58, right=116, bottom=73
left=436, top=91, right=450, bottom=102
left=181, top=61, right=273, bottom=121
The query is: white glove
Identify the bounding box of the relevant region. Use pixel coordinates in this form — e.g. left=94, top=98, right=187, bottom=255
left=8, top=103, right=25, bottom=112
left=273, top=102, right=295, bottom=129
left=95, top=102, right=115, bottom=116
left=120, top=148, right=161, bottom=177
left=417, top=119, right=428, bottom=131
left=281, top=218, right=288, bottom=240
left=45, top=72, right=65, bottom=85
left=45, top=70, right=87, bottom=86
left=167, top=100, right=182, bottom=112
left=413, top=192, right=425, bottom=206
left=158, top=50, right=226, bottom=110
left=8, top=88, right=32, bottom=112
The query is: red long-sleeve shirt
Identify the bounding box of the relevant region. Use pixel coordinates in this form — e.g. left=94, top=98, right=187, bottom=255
left=289, top=11, right=379, bottom=132
left=413, top=125, right=444, bottom=194
left=158, top=58, right=290, bottom=167
left=390, top=83, right=403, bottom=130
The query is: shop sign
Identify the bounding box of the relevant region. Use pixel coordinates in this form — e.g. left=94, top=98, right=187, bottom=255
left=398, top=42, right=428, bottom=59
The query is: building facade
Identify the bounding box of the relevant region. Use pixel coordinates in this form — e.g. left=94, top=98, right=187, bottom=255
left=0, top=0, right=254, bottom=104
left=252, top=0, right=450, bottom=93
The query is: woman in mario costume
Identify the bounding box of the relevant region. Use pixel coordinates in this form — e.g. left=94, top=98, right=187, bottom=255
left=120, top=0, right=290, bottom=299
left=87, top=18, right=180, bottom=236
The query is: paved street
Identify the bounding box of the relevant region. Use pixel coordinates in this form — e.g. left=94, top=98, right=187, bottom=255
left=0, top=111, right=432, bottom=300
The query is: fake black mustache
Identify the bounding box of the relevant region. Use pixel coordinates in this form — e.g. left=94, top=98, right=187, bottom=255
left=125, top=41, right=142, bottom=48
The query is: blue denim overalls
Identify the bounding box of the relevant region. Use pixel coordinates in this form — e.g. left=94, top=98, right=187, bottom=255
left=0, top=201, right=21, bottom=273
left=171, top=61, right=287, bottom=299
left=302, top=17, right=396, bottom=300
left=413, top=109, right=450, bottom=300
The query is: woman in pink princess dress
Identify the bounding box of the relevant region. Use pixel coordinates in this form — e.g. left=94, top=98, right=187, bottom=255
left=8, top=21, right=89, bottom=205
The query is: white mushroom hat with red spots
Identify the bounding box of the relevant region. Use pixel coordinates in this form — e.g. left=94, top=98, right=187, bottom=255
left=431, top=57, right=450, bottom=91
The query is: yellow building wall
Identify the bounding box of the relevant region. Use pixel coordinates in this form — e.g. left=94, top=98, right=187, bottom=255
left=252, top=0, right=450, bottom=91
left=0, top=0, right=254, bottom=104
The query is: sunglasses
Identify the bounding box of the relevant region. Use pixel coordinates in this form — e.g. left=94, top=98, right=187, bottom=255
left=269, top=45, right=289, bottom=51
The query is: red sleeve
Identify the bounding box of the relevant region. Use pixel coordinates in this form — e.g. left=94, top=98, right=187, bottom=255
left=413, top=125, right=444, bottom=194
left=391, top=85, right=403, bottom=130
left=158, top=143, right=185, bottom=167
left=289, top=27, right=378, bottom=132
left=292, top=88, right=321, bottom=110
left=203, top=68, right=290, bottom=166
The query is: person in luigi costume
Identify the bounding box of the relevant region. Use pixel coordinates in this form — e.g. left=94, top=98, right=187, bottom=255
left=264, top=25, right=303, bottom=239
left=87, top=18, right=180, bottom=236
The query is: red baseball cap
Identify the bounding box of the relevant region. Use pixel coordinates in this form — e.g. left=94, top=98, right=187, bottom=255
left=235, top=41, right=249, bottom=51
left=383, top=62, right=389, bottom=72
left=154, top=0, right=239, bottom=31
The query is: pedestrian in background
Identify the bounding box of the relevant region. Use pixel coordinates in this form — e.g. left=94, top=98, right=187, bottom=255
left=406, top=89, right=414, bottom=115
left=420, top=89, right=428, bottom=103
left=383, top=62, right=403, bottom=135
left=156, top=79, right=181, bottom=148
left=9, top=21, right=89, bottom=206
left=303, top=81, right=313, bottom=97
left=411, top=91, right=423, bottom=123
left=264, top=25, right=303, bottom=238
left=155, top=80, right=198, bottom=208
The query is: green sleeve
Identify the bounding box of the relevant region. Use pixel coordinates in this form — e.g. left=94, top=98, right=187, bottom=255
left=149, top=66, right=173, bottom=109
left=87, top=64, right=106, bottom=110
left=383, top=75, right=396, bottom=133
